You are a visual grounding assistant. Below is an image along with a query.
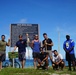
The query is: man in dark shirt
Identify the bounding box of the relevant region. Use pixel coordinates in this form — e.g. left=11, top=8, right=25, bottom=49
left=37, top=47, right=49, bottom=70
left=42, top=33, right=53, bottom=61
left=12, top=35, right=27, bottom=69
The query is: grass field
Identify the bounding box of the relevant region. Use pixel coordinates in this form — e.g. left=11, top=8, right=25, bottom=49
left=0, top=67, right=76, bottom=75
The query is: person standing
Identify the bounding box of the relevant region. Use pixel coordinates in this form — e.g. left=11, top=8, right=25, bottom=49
left=42, top=33, right=53, bottom=61
left=12, top=35, right=27, bottom=69
left=0, top=35, right=10, bottom=70
left=31, top=35, right=41, bottom=69
left=63, top=35, right=76, bottom=71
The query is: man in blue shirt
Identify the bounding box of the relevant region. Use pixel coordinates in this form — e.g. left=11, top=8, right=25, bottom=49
left=63, top=35, right=76, bottom=71
left=12, top=35, right=27, bottom=69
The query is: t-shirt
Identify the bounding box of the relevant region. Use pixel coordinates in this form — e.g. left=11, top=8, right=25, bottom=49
left=42, top=38, right=53, bottom=50
left=0, top=40, right=7, bottom=52
left=52, top=54, right=63, bottom=62
left=16, top=39, right=27, bottom=53
left=63, top=39, right=75, bottom=54
left=39, top=52, right=48, bottom=61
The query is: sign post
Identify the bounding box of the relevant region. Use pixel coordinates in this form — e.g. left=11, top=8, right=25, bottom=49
left=8, top=52, right=18, bottom=68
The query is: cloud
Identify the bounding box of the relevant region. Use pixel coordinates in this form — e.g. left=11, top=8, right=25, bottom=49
left=18, top=19, right=27, bottom=23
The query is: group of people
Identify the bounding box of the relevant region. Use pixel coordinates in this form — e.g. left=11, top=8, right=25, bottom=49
left=0, top=33, right=76, bottom=71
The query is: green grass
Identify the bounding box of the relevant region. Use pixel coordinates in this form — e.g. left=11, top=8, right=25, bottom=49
left=0, top=67, right=76, bottom=75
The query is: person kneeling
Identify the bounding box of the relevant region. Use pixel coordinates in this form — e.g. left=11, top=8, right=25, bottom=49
left=52, top=50, right=64, bottom=70
left=37, top=47, right=49, bottom=70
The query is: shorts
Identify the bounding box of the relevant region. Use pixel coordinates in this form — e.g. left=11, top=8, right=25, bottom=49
left=45, top=50, right=52, bottom=58
left=33, top=52, right=40, bottom=58
left=19, top=52, right=26, bottom=61
left=0, top=52, right=6, bottom=62
left=66, top=53, right=75, bottom=61
left=52, top=61, right=64, bottom=68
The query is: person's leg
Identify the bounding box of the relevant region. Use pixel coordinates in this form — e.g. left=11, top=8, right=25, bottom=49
left=68, top=60, right=71, bottom=71
left=36, top=58, right=42, bottom=69
left=48, top=51, right=52, bottom=61
left=59, top=61, right=65, bottom=70
left=0, top=53, right=5, bottom=70
left=45, top=60, right=49, bottom=69
left=34, top=58, right=37, bottom=69
left=70, top=54, right=76, bottom=71
left=72, top=61, right=75, bottom=71
left=0, top=54, right=2, bottom=70
left=52, top=63, right=56, bottom=70
left=0, top=61, right=2, bottom=70
left=66, top=53, right=71, bottom=71
left=21, top=60, right=25, bottom=69
left=37, top=58, right=41, bottom=65
left=55, top=64, right=59, bottom=70
left=33, top=52, right=39, bottom=69
left=19, top=53, right=26, bottom=69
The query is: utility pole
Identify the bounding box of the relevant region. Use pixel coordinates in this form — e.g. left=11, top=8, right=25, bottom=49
left=58, top=31, right=60, bottom=53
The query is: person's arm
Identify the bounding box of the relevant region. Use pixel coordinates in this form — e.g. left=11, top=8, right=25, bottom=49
left=42, top=57, right=48, bottom=62
left=26, top=33, right=31, bottom=47
left=69, top=40, right=75, bottom=52
left=42, top=40, right=45, bottom=48
left=37, top=54, right=42, bottom=65
left=31, top=40, right=34, bottom=49
left=47, top=39, right=53, bottom=46
left=39, top=41, right=41, bottom=48
left=64, top=48, right=69, bottom=53
left=69, top=46, right=74, bottom=52
left=12, top=42, right=18, bottom=52
left=56, top=59, right=63, bottom=65
left=56, top=54, right=63, bottom=65
left=6, top=39, right=10, bottom=46
left=42, top=53, right=48, bottom=63
left=12, top=46, right=17, bottom=52
left=47, top=42, right=53, bottom=46
left=24, top=39, right=27, bottom=47
left=63, top=42, right=69, bottom=53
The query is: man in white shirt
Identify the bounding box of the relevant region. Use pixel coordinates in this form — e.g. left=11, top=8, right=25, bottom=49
left=52, top=50, right=64, bottom=70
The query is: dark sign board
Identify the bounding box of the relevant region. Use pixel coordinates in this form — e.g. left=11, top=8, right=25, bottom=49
left=10, top=24, right=39, bottom=47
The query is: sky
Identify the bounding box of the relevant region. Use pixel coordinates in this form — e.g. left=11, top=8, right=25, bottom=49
left=0, top=0, right=76, bottom=59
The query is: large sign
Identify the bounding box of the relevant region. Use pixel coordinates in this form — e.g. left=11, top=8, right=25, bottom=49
left=10, top=24, right=39, bottom=47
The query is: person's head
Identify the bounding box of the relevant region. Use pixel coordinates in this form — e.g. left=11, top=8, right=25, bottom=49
left=43, top=33, right=48, bottom=39
left=34, top=34, right=38, bottom=40
left=40, top=47, right=44, bottom=53
left=19, top=35, right=23, bottom=40
left=66, top=35, right=70, bottom=40
left=1, top=35, right=5, bottom=41
left=26, top=33, right=28, bottom=36
left=53, top=50, right=58, bottom=56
